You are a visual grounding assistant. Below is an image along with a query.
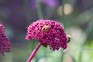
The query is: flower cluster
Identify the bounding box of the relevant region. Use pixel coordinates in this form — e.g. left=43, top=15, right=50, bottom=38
left=26, top=18, right=67, bottom=50
left=0, top=24, right=11, bottom=55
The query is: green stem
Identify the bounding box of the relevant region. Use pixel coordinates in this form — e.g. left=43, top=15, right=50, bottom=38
left=60, top=0, right=67, bottom=62
left=60, top=49, right=64, bottom=62
left=85, top=20, right=93, bottom=40
left=24, top=0, right=32, bottom=23
left=78, top=48, right=83, bottom=62
left=61, top=0, right=67, bottom=28
left=36, top=0, right=43, bottom=18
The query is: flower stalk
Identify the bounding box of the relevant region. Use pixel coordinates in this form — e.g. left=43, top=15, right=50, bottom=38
left=27, top=42, right=41, bottom=62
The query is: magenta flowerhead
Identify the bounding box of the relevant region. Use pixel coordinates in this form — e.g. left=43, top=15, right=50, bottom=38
left=26, top=18, right=71, bottom=62
left=26, top=18, right=67, bottom=50
left=0, top=23, right=11, bottom=55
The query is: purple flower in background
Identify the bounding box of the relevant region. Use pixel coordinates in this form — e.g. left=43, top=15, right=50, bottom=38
left=30, top=0, right=36, bottom=9
left=41, top=0, right=58, bottom=7
left=0, top=23, right=11, bottom=55
left=26, top=18, right=69, bottom=62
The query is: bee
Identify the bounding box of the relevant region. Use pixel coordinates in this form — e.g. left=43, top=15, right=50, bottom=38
left=67, top=35, right=71, bottom=43
left=42, top=25, right=50, bottom=32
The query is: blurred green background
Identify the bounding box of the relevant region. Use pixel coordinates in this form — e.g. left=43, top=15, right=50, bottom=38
left=0, top=0, right=93, bottom=62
